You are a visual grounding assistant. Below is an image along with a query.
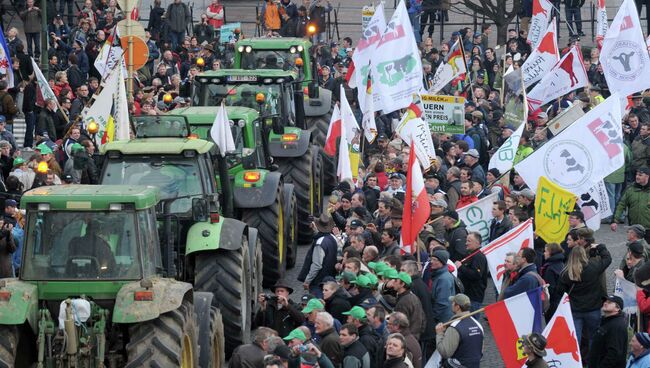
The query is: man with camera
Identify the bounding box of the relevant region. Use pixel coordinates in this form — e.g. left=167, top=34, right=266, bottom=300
left=255, top=279, right=305, bottom=338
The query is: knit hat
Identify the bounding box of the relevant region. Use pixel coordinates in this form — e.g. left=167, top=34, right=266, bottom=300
left=630, top=224, right=647, bottom=238
left=634, top=262, right=650, bottom=290
left=443, top=210, right=459, bottom=221
left=431, top=249, right=450, bottom=264
left=635, top=332, right=650, bottom=349
left=629, top=241, right=645, bottom=257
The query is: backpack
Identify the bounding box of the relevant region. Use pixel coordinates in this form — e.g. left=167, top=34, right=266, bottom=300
left=452, top=274, right=464, bottom=294
left=530, top=271, right=550, bottom=312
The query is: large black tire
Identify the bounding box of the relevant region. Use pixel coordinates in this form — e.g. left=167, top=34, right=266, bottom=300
left=249, top=231, right=263, bottom=311
left=284, top=185, right=298, bottom=269
left=198, top=307, right=225, bottom=368
left=311, top=145, right=324, bottom=216
left=276, top=145, right=317, bottom=244
left=194, top=246, right=251, bottom=357
left=0, top=325, right=17, bottom=368
left=306, top=110, right=337, bottom=194
left=125, top=299, right=199, bottom=368
left=242, top=185, right=286, bottom=287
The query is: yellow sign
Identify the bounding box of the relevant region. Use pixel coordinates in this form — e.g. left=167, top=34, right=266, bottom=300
left=534, top=176, right=576, bottom=243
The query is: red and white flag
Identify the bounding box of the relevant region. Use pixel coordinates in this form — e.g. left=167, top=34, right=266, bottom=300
left=401, top=140, right=430, bottom=254
left=527, top=45, right=588, bottom=112
left=484, top=286, right=544, bottom=368
left=539, top=294, right=582, bottom=367
left=528, top=0, right=554, bottom=48
left=522, top=19, right=559, bottom=86
left=324, top=104, right=341, bottom=156
left=600, top=0, right=650, bottom=97
left=596, top=0, right=608, bottom=49
left=482, top=219, right=534, bottom=292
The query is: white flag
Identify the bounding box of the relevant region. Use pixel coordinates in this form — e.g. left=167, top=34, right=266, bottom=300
left=483, top=219, right=534, bottom=292
left=576, top=181, right=611, bottom=230
left=521, top=19, right=559, bottom=86
left=396, top=116, right=436, bottom=171
left=210, top=103, right=235, bottom=157
left=457, top=192, right=498, bottom=245
left=82, top=66, right=119, bottom=141
left=596, top=0, right=608, bottom=48
left=337, top=123, right=353, bottom=181
left=600, top=0, right=650, bottom=97
left=31, top=57, right=58, bottom=108
left=515, top=94, right=624, bottom=195
left=114, top=61, right=130, bottom=141
left=489, top=123, right=526, bottom=173
left=528, top=0, right=554, bottom=48
left=361, top=85, right=378, bottom=143
left=614, top=276, right=638, bottom=314
left=370, top=0, right=423, bottom=113
left=429, top=40, right=466, bottom=94
left=539, top=294, right=582, bottom=367
left=350, top=2, right=386, bottom=112
left=340, top=84, right=361, bottom=148
left=527, top=45, right=588, bottom=112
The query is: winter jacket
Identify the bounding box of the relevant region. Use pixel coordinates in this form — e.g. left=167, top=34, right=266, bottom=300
left=457, top=250, right=488, bottom=303
left=326, top=287, right=352, bottom=324
left=254, top=299, right=304, bottom=338
left=445, top=220, right=468, bottom=261
left=503, top=264, right=541, bottom=299
left=638, top=289, right=650, bottom=333
left=489, top=217, right=513, bottom=242
left=343, top=338, right=371, bottom=368
left=626, top=349, right=650, bottom=367
left=166, top=2, right=192, bottom=33
left=0, top=92, right=18, bottom=124
left=541, top=252, right=565, bottom=318
left=228, top=342, right=266, bottom=368
left=429, top=267, right=454, bottom=323
left=0, top=230, right=15, bottom=278
left=614, top=183, right=650, bottom=229
left=395, top=291, right=425, bottom=340
left=261, top=1, right=284, bottom=31
left=20, top=7, right=41, bottom=33
left=37, top=109, right=59, bottom=141
left=298, top=232, right=338, bottom=288
left=557, top=244, right=612, bottom=312
left=588, top=312, right=629, bottom=368
left=410, top=275, right=435, bottom=341
left=319, top=328, right=343, bottom=367
left=631, top=135, right=650, bottom=171
left=358, top=323, right=381, bottom=368
left=456, top=195, right=478, bottom=209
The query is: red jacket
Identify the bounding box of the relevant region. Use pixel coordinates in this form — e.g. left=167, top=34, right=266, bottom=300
left=376, top=172, right=388, bottom=191
left=638, top=289, right=650, bottom=333
left=456, top=195, right=478, bottom=209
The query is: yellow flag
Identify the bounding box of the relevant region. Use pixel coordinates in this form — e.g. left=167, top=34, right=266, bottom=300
left=534, top=176, right=576, bottom=243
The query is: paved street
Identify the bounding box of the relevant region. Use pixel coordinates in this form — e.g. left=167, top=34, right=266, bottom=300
left=276, top=224, right=629, bottom=365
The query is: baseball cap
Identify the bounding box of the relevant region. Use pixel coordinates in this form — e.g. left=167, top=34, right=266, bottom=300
left=351, top=274, right=372, bottom=288
left=602, top=295, right=624, bottom=310
left=342, top=306, right=367, bottom=321
left=283, top=328, right=307, bottom=342
left=379, top=267, right=399, bottom=279
left=431, top=199, right=448, bottom=208
left=336, top=271, right=357, bottom=283
left=513, top=188, right=535, bottom=199
left=12, top=157, right=25, bottom=167
left=389, top=172, right=402, bottom=180
left=395, top=271, right=412, bottom=286
left=449, top=293, right=471, bottom=308
left=466, top=149, right=480, bottom=158
left=4, top=199, right=16, bottom=208
left=301, top=298, right=324, bottom=314
left=37, top=144, right=53, bottom=155
left=349, top=219, right=365, bottom=229
left=70, top=143, right=85, bottom=153
left=368, top=261, right=389, bottom=274
left=366, top=273, right=378, bottom=287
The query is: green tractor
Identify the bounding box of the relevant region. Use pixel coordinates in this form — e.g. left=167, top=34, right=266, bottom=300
left=176, top=70, right=323, bottom=245
left=0, top=185, right=224, bottom=367
left=98, top=125, right=262, bottom=357
left=233, top=38, right=337, bottom=192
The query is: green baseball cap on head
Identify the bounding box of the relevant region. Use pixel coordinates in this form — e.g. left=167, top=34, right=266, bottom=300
left=12, top=157, right=25, bottom=167
left=37, top=144, right=53, bottom=155
left=351, top=274, right=371, bottom=288
left=396, top=272, right=412, bottom=286
left=283, top=328, right=307, bottom=342
left=301, top=298, right=324, bottom=314
left=336, top=271, right=356, bottom=283
left=379, top=267, right=399, bottom=279
left=366, top=273, right=378, bottom=286
left=368, top=261, right=389, bottom=273
left=342, top=306, right=367, bottom=321
left=70, top=143, right=85, bottom=153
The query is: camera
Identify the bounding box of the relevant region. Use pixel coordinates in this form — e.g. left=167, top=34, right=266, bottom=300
left=297, top=344, right=309, bottom=353
left=263, top=293, right=278, bottom=301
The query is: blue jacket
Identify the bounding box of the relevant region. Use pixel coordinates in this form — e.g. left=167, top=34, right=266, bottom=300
left=430, top=267, right=454, bottom=323
left=626, top=350, right=650, bottom=367
left=408, top=0, right=422, bottom=14
left=503, top=264, right=540, bottom=299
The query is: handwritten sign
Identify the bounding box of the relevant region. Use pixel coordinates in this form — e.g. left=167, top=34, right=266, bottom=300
left=535, top=176, right=576, bottom=243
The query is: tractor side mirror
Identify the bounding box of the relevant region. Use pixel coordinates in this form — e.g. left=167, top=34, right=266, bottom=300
left=271, top=116, right=283, bottom=135
left=191, top=197, right=209, bottom=222
left=308, top=82, right=319, bottom=99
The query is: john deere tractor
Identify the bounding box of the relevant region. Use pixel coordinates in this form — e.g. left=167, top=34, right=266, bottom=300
left=98, top=124, right=262, bottom=357
left=178, top=70, right=323, bottom=244
left=0, top=185, right=224, bottom=367
left=233, top=38, right=337, bottom=192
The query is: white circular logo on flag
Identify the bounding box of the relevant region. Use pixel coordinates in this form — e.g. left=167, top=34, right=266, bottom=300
left=543, top=141, right=594, bottom=190
left=605, top=40, right=645, bottom=81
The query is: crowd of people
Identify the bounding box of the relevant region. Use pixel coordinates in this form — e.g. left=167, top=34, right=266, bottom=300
left=0, top=0, right=650, bottom=367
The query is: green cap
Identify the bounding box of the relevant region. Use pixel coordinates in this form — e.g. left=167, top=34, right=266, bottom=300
left=449, top=294, right=471, bottom=308
left=396, top=272, right=412, bottom=286
left=301, top=298, right=324, bottom=314
left=70, top=143, right=85, bottom=153
left=37, top=144, right=53, bottom=155
left=342, top=306, right=367, bottom=321
left=336, top=271, right=356, bottom=283
left=368, top=261, right=389, bottom=273
left=379, top=267, right=399, bottom=279
left=366, top=273, right=378, bottom=286
left=350, top=274, right=371, bottom=288
left=283, top=328, right=307, bottom=342
left=12, top=157, right=25, bottom=167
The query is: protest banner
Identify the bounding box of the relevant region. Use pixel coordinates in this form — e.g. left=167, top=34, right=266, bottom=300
left=577, top=181, right=611, bottom=230
left=535, top=176, right=576, bottom=244
left=457, top=193, right=498, bottom=245
left=615, top=276, right=638, bottom=315
left=220, top=23, right=241, bottom=44
left=420, top=94, right=465, bottom=134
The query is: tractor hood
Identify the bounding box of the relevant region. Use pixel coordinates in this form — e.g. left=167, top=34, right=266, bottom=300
left=171, top=106, right=259, bottom=125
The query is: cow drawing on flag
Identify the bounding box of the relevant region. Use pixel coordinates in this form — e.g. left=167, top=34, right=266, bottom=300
left=540, top=294, right=582, bottom=366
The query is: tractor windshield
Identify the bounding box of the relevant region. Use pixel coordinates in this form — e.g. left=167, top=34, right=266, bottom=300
left=197, top=83, right=282, bottom=116
left=101, top=156, right=203, bottom=214
left=240, top=50, right=302, bottom=72
left=22, top=211, right=147, bottom=280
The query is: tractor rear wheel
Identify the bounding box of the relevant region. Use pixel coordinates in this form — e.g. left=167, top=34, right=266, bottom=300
left=194, top=246, right=251, bottom=357
left=284, top=186, right=298, bottom=268
left=242, top=184, right=286, bottom=287
left=0, top=325, right=17, bottom=367
left=276, top=147, right=317, bottom=244
left=199, top=307, right=225, bottom=368
left=306, top=111, right=337, bottom=193
left=311, top=145, right=324, bottom=216
left=125, top=299, right=198, bottom=368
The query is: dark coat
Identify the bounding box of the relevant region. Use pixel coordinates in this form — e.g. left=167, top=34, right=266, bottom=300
left=228, top=342, right=266, bottom=368
left=254, top=299, right=304, bottom=338
left=319, top=327, right=343, bottom=368
left=489, top=216, right=513, bottom=242
left=503, top=264, right=540, bottom=299
left=457, top=250, right=488, bottom=303
left=326, top=287, right=352, bottom=324
left=410, top=275, right=435, bottom=341
left=541, top=252, right=565, bottom=319
left=588, top=312, right=628, bottom=368
left=359, top=323, right=382, bottom=368
left=557, top=244, right=612, bottom=312
left=445, top=221, right=468, bottom=261
left=37, top=108, right=59, bottom=141
left=395, top=291, right=425, bottom=340
left=0, top=230, right=15, bottom=278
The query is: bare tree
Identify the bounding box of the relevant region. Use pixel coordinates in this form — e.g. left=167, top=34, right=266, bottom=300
left=461, top=0, right=522, bottom=44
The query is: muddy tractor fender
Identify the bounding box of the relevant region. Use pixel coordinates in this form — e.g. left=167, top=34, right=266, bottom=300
left=268, top=128, right=311, bottom=158
left=112, top=277, right=193, bottom=323
left=303, top=87, right=332, bottom=117
left=0, top=279, right=38, bottom=332
left=185, top=217, right=248, bottom=255
left=233, top=171, right=282, bottom=209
